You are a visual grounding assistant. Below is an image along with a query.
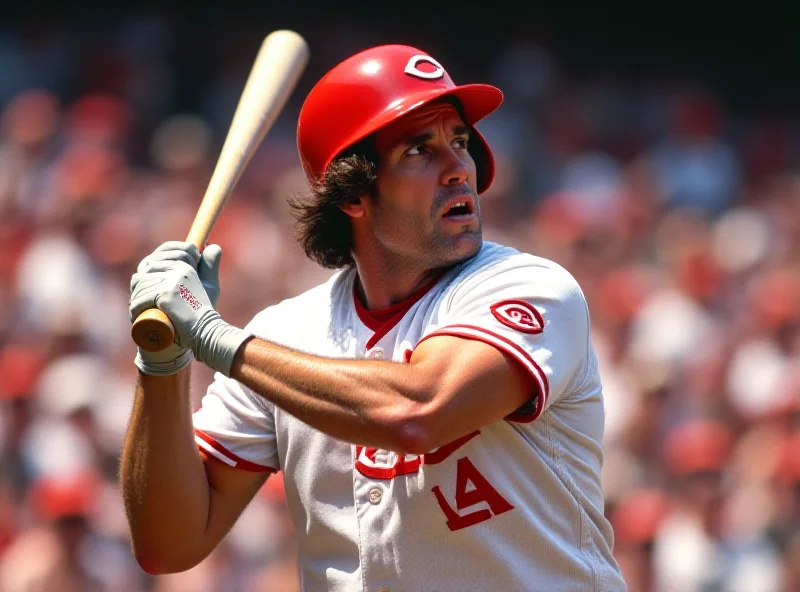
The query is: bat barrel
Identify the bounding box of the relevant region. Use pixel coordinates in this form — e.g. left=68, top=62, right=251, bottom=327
left=131, top=29, right=310, bottom=353
left=186, top=29, right=310, bottom=247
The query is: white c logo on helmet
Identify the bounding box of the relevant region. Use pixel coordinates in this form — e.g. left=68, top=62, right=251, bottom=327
left=404, top=55, right=445, bottom=80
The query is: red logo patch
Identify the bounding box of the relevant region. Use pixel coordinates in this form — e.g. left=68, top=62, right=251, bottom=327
left=490, top=300, right=544, bottom=334
left=179, top=284, right=202, bottom=311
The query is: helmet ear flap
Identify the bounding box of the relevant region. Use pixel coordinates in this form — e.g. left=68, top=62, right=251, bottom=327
left=468, top=131, right=488, bottom=191
left=447, top=96, right=493, bottom=193
left=468, top=127, right=495, bottom=194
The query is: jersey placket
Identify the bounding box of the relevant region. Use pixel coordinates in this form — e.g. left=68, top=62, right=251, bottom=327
left=353, top=316, right=403, bottom=590
left=353, top=454, right=400, bottom=591
left=351, top=277, right=442, bottom=591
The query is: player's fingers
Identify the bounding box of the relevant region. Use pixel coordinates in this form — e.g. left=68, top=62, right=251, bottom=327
left=131, top=270, right=159, bottom=291
left=130, top=274, right=163, bottom=294
left=138, top=245, right=200, bottom=273
left=198, top=244, right=223, bottom=308
left=137, top=259, right=197, bottom=276
left=129, top=279, right=167, bottom=303
left=129, top=290, right=160, bottom=321
left=198, top=244, right=222, bottom=283
left=143, top=248, right=200, bottom=269
left=153, top=241, right=201, bottom=260
left=130, top=273, right=148, bottom=293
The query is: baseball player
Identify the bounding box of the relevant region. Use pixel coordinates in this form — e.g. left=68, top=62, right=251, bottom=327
left=121, top=44, right=627, bottom=591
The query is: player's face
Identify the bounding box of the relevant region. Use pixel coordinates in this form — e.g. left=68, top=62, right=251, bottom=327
left=366, top=103, right=482, bottom=269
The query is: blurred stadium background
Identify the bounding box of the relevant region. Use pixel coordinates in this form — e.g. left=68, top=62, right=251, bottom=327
left=1, top=3, right=800, bottom=591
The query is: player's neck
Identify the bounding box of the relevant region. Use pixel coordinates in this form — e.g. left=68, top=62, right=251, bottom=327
left=353, top=259, right=443, bottom=310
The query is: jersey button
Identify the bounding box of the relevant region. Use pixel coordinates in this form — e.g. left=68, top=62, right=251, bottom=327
left=368, top=487, right=383, bottom=504
left=367, top=347, right=384, bottom=359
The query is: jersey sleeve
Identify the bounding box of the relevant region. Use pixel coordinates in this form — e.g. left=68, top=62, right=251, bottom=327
left=192, top=309, right=279, bottom=472
left=419, top=259, right=591, bottom=422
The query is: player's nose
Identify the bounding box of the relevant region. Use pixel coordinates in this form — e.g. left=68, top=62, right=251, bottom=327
left=439, top=147, right=470, bottom=186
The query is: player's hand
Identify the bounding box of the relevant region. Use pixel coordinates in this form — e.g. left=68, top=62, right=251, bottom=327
left=129, top=242, right=196, bottom=375
left=129, top=241, right=250, bottom=377
left=129, top=241, right=213, bottom=375
left=130, top=241, right=216, bottom=352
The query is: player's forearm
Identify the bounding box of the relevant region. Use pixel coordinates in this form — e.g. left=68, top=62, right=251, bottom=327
left=231, top=337, right=435, bottom=453
left=119, top=369, right=212, bottom=574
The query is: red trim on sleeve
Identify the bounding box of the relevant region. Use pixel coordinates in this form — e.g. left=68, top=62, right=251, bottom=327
left=194, top=429, right=277, bottom=473
left=416, top=324, right=549, bottom=423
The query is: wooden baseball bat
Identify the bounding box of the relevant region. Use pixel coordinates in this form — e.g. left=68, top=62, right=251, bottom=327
left=131, top=29, right=310, bottom=352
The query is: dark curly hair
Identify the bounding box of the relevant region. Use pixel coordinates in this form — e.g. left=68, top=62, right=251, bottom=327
left=288, top=138, right=378, bottom=269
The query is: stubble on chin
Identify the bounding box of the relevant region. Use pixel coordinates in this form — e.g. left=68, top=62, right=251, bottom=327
left=437, top=229, right=482, bottom=267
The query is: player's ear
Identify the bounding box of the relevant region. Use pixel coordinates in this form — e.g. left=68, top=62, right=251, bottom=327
left=340, top=195, right=365, bottom=218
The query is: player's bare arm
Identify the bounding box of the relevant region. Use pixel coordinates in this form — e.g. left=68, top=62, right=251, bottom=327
left=121, top=246, right=270, bottom=575
left=230, top=332, right=534, bottom=453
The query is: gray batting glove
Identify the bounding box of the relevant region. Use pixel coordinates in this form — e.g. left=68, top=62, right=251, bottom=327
left=129, top=241, right=250, bottom=377
left=130, top=242, right=198, bottom=375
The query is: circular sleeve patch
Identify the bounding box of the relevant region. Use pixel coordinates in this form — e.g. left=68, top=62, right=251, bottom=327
left=490, top=299, right=544, bottom=334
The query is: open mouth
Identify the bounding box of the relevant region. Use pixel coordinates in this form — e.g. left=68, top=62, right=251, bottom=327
left=442, top=200, right=474, bottom=218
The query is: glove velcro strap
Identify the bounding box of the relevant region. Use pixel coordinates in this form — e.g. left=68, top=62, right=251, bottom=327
left=190, top=310, right=252, bottom=377
left=135, top=348, right=193, bottom=376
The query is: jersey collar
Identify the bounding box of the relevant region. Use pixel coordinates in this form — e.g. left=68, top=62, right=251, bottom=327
left=353, top=272, right=444, bottom=332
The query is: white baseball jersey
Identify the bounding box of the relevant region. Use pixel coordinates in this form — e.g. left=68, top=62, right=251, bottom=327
left=193, top=241, right=626, bottom=592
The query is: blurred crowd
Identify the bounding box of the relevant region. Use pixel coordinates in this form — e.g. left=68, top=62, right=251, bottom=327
left=0, top=12, right=799, bottom=592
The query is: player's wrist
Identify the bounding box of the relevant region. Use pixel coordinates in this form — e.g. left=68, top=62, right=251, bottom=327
left=135, top=345, right=193, bottom=376
left=188, top=310, right=251, bottom=377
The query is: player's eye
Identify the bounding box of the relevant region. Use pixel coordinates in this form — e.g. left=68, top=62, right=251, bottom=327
left=453, top=137, right=469, bottom=150
left=405, top=144, right=428, bottom=157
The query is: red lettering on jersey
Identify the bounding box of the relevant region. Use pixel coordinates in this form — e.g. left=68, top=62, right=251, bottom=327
left=490, top=300, right=544, bottom=334
left=354, top=431, right=480, bottom=479
left=432, top=457, right=514, bottom=531
left=356, top=448, right=421, bottom=479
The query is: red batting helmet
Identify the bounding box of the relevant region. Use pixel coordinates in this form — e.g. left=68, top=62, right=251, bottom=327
left=297, top=45, right=503, bottom=194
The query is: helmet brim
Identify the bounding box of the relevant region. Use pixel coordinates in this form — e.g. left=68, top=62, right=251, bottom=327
left=332, top=83, right=503, bottom=193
